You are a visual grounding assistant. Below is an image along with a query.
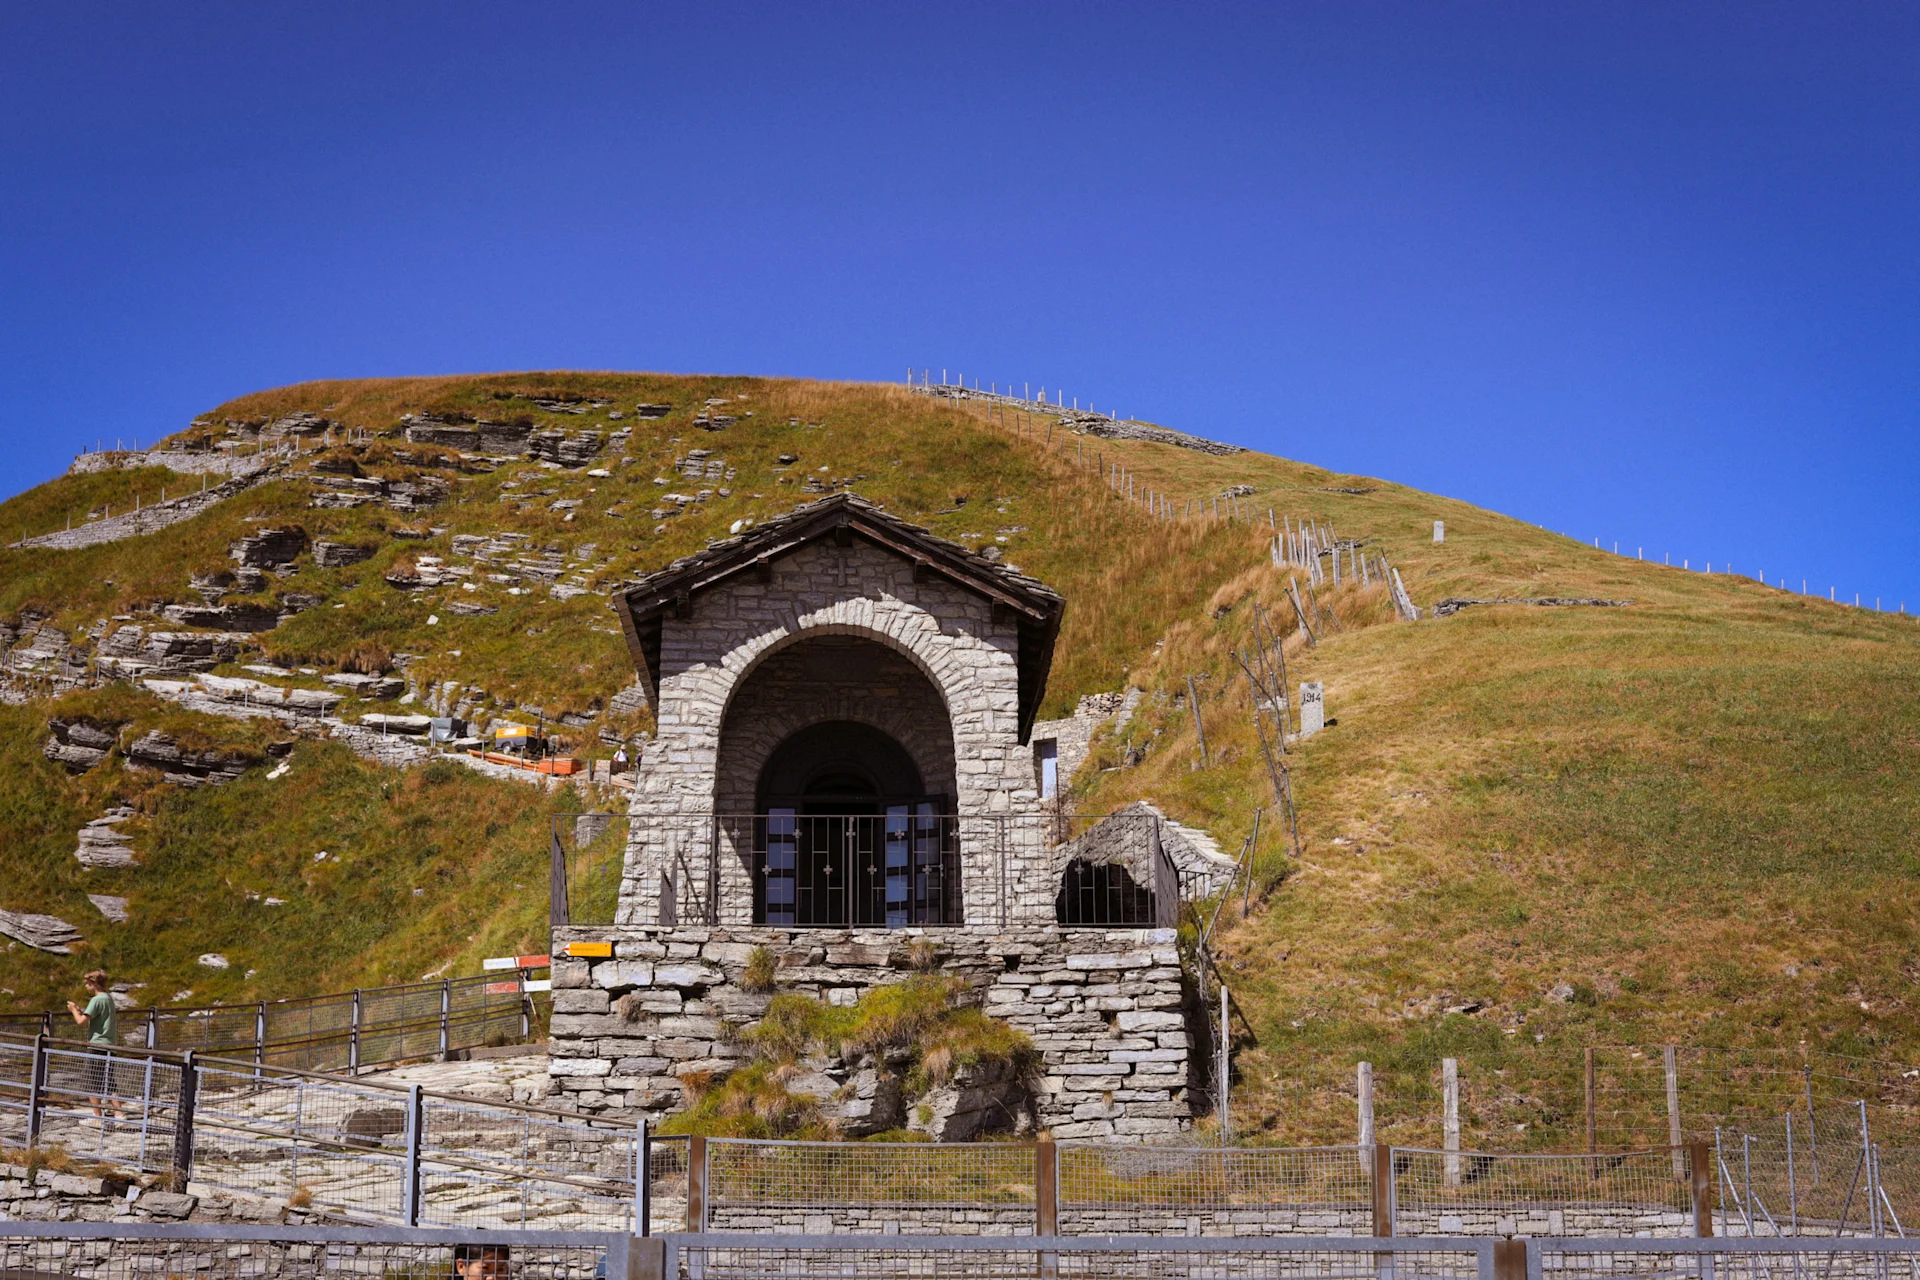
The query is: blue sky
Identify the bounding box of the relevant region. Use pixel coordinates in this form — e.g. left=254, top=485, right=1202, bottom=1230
left=3, top=4, right=1916, bottom=606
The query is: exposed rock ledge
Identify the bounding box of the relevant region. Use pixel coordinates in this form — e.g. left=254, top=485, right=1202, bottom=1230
left=1432, top=596, right=1633, bottom=618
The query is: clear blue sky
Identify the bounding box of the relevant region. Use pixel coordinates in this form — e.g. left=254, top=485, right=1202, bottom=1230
left=4, top=5, right=1916, bottom=606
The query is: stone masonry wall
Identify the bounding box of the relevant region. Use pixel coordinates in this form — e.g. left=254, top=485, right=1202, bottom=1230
left=549, top=925, right=1193, bottom=1140
left=620, top=540, right=1051, bottom=927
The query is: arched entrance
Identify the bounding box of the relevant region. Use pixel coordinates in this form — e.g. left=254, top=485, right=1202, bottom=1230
left=714, top=632, right=961, bottom=927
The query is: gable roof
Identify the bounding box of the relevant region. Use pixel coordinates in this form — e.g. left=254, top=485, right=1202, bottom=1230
left=612, top=493, right=1066, bottom=742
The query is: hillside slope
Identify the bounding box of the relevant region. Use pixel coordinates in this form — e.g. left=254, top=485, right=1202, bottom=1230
left=2, top=373, right=1916, bottom=1136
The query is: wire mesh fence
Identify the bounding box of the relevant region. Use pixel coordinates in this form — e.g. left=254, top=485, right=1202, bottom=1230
left=0, top=972, right=536, bottom=1073
left=671, top=1234, right=1494, bottom=1280
left=1536, top=1239, right=1920, bottom=1280
left=0, top=1223, right=629, bottom=1280
left=1057, top=1143, right=1374, bottom=1237
left=1715, top=1105, right=1892, bottom=1237
left=1391, top=1148, right=1697, bottom=1237
left=1259, top=1046, right=1920, bottom=1154
left=0, top=1032, right=186, bottom=1170
left=706, top=1137, right=1039, bottom=1211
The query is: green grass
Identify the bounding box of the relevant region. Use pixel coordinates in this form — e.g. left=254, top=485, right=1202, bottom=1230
left=4, top=369, right=1919, bottom=1147
left=0, top=683, right=587, bottom=1010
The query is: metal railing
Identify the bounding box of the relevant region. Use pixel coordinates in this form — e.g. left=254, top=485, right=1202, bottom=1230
left=0, top=971, right=539, bottom=1073
left=555, top=809, right=1186, bottom=929
left=0, top=1030, right=685, bottom=1232
left=10, top=1226, right=1920, bottom=1280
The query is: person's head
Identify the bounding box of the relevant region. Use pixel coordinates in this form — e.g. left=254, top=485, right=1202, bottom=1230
left=453, top=1244, right=509, bottom=1280
left=83, top=969, right=108, bottom=994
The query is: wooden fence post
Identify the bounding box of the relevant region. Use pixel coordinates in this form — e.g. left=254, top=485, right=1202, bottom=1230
left=1689, top=1140, right=1714, bottom=1236
left=1493, top=1239, right=1528, bottom=1280
left=1372, top=1141, right=1394, bottom=1237
left=1585, top=1046, right=1598, bottom=1179
left=1443, top=1058, right=1461, bottom=1187
left=686, top=1135, right=707, bottom=1232
left=1665, top=1046, right=1684, bottom=1180
left=1036, top=1136, right=1058, bottom=1235
left=1357, top=1061, right=1375, bottom=1165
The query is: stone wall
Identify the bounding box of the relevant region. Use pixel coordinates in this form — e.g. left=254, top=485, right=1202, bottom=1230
left=622, top=539, right=1052, bottom=927
left=549, top=924, right=1194, bottom=1139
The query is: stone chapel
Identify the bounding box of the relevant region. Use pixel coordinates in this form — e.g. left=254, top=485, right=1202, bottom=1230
left=546, top=493, right=1221, bottom=1140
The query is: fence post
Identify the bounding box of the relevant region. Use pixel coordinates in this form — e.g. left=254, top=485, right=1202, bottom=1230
left=171, top=1050, right=198, bottom=1188
left=1035, top=1136, right=1058, bottom=1235
left=25, top=1033, right=46, bottom=1148
left=1585, top=1047, right=1598, bottom=1160
left=686, top=1135, right=707, bottom=1232
left=402, top=1084, right=424, bottom=1226
left=636, top=1116, right=651, bottom=1236
left=1666, top=1045, right=1684, bottom=1180
left=1689, top=1140, right=1714, bottom=1237
left=145, top=1010, right=157, bottom=1050
left=1357, top=1061, right=1375, bottom=1169
left=1152, top=817, right=1176, bottom=928
left=628, top=1237, right=666, bottom=1280
left=438, top=979, right=451, bottom=1060
left=254, top=1002, right=267, bottom=1076
left=1443, top=1058, right=1461, bottom=1186
left=1373, top=1142, right=1394, bottom=1237
left=1493, top=1239, right=1528, bottom=1280
left=550, top=824, right=569, bottom=927
left=348, top=990, right=361, bottom=1075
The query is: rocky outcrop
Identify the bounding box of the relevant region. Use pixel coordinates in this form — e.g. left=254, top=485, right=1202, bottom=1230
left=197, top=674, right=344, bottom=715
left=313, top=540, right=376, bottom=568
left=322, top=672, right=403, bottom=699
left=124, top=731, right=255, bottom=786
left=160, top=601, right=280, bottom=632
left=44, top=716, right=117, bottom=771
left=633, top=403, right=672, bottom=418
left=76, top=807, right=138, bottom=868
left=230, top=527, right=307, bottom=568
left=527, top=430, right=605, bottom=466
left=1431, top=596, right=1634, bottom=618
left=96, top=626, right=249, bottom=677
left=907, top=1056, right=1036, bottom=1142
left=403, top=415, right=535, bottom=456
left=0, top=908, right=83, bottom=954
left=88, top=893, right=129, bottom=923
left=8, top=620, right=86, bottom=679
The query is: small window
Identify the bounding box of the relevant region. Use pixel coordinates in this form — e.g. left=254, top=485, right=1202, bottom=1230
left=1036, top=739, right=1059, bottom=799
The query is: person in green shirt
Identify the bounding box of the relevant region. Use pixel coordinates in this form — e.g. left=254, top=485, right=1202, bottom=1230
left=64, top=968, right=120, bottom=1124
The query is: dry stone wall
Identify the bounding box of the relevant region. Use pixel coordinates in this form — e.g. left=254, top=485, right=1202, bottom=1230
left=549, top=924, right=1194, bottom=1140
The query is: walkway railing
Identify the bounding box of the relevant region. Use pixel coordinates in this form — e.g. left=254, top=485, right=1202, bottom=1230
left=10, top=1227, right=1920, bottom=1280
left=0, top=971, right=540, bottom=1073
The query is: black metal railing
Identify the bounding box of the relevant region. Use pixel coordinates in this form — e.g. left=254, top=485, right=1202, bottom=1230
left=552, top=810, right=1190, bottom=930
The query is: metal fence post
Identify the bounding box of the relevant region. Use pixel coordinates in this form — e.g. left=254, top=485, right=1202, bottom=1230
left=171, top=1050, right=198, bottom=1188
left=550, top=823, right=570, bottom=927
left=254, top=1002, right=267, bottom=1079
left=402, top=1084, right=424, bottom=1226
left=25, top=1033, right=46, bottom=1148
left=145, top=1009, right=157, bottom=1050
left=1373, top=1142, right=1395, bottom=1237
left=1690, top=1139, right=1714, bottom=1237
left=636, top=1116, right=651, bottom=1236
left=686, top=1135, right=707, bottom=1232
left=1585, top=1047, right=1598, bottom=1161
left=348, top=990, right=362, bottom=1075
left=1035, top=1137, right=1058, bottom=1235
left=438, top=979, right=452, bottom=1060
left=519, top=970, right=531, bottom=1040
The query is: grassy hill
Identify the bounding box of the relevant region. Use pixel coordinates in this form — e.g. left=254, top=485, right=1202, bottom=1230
left=2, top=372, right=1917, bottom=1146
